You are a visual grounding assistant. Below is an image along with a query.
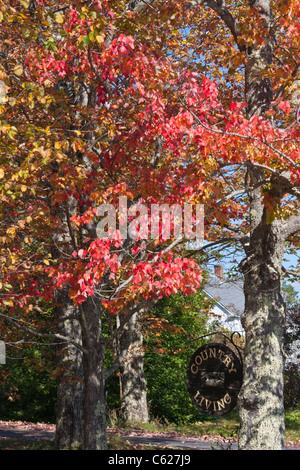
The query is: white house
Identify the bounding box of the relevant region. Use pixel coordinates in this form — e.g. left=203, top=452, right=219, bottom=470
left=203, top=265, right=244, bottom=334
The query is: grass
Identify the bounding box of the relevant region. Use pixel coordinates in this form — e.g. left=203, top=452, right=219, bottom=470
left=108, top=408, right=299, bottom=447
left=188, top=409, right=298, bottom=442
left=109, top=410, right=240, bottom=444
left=0, top=409, right=298, bottom=450
left=284, top=409, right=300, bottom=444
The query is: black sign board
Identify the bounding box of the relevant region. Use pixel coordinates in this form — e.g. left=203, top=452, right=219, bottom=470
left=187, top=343, right=243, bottom=417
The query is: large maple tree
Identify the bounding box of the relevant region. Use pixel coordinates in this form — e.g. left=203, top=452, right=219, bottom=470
left=1, top=0, right=300, bottom=450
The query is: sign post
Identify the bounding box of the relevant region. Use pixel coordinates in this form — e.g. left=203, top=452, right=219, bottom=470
left=187, top=340, right=243, bottom=417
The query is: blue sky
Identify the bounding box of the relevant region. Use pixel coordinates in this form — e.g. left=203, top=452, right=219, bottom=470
left=205, top=249, right=300, bottom=297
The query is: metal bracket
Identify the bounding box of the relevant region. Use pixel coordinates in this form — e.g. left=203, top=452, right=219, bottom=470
left=191, top=331, right=244, bottom=366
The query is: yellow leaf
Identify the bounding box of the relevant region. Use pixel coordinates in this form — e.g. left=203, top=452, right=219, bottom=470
left=8, top=97, right=16, bottom=106
left=20, top=0, right=30, bottom=7
left=20, top=184, right=27, bottom=192
left=55, top=13, right=64, bottom=24
left=43, top=259, right=50, bottom=265
left=109, top=125, right=115, bottom=137
left=6, top=227, right=16, bottom=237
left=13, top=65, right=23, bottom=76
left=96, top=34, right=105, bottom=44
left=0, top=168, right=4, bottom=179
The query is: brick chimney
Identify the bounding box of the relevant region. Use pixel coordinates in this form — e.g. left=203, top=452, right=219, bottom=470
left=214, top=265, right=223, bottom=279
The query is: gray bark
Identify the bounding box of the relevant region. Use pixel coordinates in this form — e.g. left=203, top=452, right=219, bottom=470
left=49, top=179, right=84, bottom=449
left=119, top=313, right=149, bottom=423
left=237, top=0, right=299, bottom=450
left=80, top=298, right=107, bottom=450
left=237, top=0, right=288, bottom=450
left=239, top=213, right=286, bottom=449
left=54, top=288, right=83, bottom=450
left=238, top=170, right=300, bottom=448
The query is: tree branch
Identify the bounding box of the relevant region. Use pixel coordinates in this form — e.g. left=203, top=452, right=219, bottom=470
left=282, top=213, right=300, bottom=238
left=0, top=312, right=87, bottom=354
left=184, top=0, right=243, bottom=51
left=104, top=299, right=154, bottom=379
left=179, top=98, right=299, bottom=169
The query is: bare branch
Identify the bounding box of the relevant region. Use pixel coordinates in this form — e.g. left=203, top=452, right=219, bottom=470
left=282, top=265, right=300, bottom=279
left=0, top=312, right=87, bottom=354
left=183, top=0, right=243, bottom=50
left=282, top=213, right=300, bottom=238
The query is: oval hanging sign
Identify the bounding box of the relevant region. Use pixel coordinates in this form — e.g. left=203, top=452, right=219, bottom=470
left=187, top=343, right=243, bottom=417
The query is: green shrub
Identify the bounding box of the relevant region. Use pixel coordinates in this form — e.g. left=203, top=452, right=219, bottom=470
left=143, top=290, right=214, bottom=424
left=284, top=365, right=300, bottom=409
left=0, top=346, right=57, bottom=423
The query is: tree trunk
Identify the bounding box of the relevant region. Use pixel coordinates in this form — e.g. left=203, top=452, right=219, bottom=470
left=54, top=288, right=83, bottom=450
left=80, top=298, right=108, bottom=450
left=235, top=0, right=289, bottom=449
left=49, top=75, right=98, bottom=449
left=119, top=313, right=149, bottom=423
left=239, top=214, right=286, bottom=449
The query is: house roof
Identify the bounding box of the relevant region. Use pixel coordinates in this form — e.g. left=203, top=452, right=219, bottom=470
left=203, top=273, right=245, bottom=319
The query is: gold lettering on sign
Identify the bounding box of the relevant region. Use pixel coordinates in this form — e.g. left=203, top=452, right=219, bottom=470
left=195, top=355, right=202, bottom=365
left=190, top=348, right=237, bottom=374
left=194, top=391, right=232, bottom=412
left=209, top=347, right=217, bottom=359
left=216, top=393, right=231, bottom=410
left=205, top=399, right=212, bottom=410
left=222, top=355, right=231, bottom=368
left=218, top=349, right=225, bottom=360
left=224, top=393, right=231, bottom=404
left=217, top=398, right=225, bottom=411
left=188, top=345, right=241, bottom=416
left=194, top=391, right=205, bottom=407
